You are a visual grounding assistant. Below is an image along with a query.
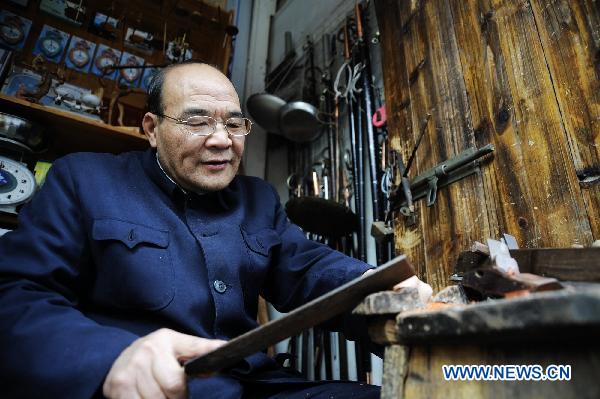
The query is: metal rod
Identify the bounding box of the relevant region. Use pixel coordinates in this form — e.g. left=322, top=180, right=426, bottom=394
left=344, top=20, right=364, bottom=261
left=355, top=2, right=382, bottom=223
left=404, top=113, right=431, bottom=177
left=410, top=143, right=495, bottom=189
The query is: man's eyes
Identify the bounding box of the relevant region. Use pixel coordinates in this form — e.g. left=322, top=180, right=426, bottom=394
left=187, top=120, right=210, bottom=127
left=183, top=116, right=244, bottom=128
left=226, top=121, right=243, bottom=128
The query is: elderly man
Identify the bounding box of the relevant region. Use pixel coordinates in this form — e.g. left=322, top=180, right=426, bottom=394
left=0, top=62, right=431, bottom=398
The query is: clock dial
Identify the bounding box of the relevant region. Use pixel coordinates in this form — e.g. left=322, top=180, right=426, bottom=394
left=70, top=48, right=89, bottom=67
left=41, top=38, right=62, bottom=57
left=96, top=54, right=117, bottom=74
left=1, top=24, right=24, bottom=44
left=120, top=66, right=140, bottom=82
left=0, top=156, right=36, bottom=206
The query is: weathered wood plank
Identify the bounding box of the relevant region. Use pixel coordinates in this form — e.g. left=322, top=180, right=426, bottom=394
left=449, top=0, right=595, bottom=249
left=448, top=0, right=529, bottom=246
left=374, top=0, right=428, bottom=280
left=420, top=0, right=494, bottom=293
left=395, top=0, right=441, bottom=289
left=375, top=0, right=596, bottom=294
left=184, top=255, right=414, bottom=375
left=380, top=345, right=410, bottom=399
left=395, top=287, right=600, bottom=343
left=529, top=0, right=600, bottom=239
left=381, top=0, right=493, bottom=293
left=510, top=247, right=600, bottom=281
left=487, top=0, right=593, bottom=245
left=404, top=343, right=600, bottom=399
left=367, top=317, right=400, bottom=345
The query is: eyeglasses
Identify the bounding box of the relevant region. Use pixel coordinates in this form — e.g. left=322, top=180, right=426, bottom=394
left=155, top=113, right=252, bottom=137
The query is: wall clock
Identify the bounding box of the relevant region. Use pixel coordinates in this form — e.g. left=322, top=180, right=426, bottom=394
left=40, top=30, right=63, bottom=58
left=95, top=50, right=118, bottom=75
left=68, top=40, right=90, bottom=68
left=119, top=56, right=141, bottom=83
left=0, top=17, right=25, bottom=45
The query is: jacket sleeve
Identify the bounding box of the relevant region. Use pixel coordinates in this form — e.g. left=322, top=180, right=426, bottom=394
left=260, top=185, right=374, bottom=341
left=0, top=157, right=138, bottom=399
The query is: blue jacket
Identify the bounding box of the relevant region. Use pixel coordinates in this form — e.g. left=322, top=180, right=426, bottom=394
left=0, top=149, right=372, bottom=398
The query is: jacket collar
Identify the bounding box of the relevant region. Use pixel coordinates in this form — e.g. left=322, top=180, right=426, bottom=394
left=142, top=148, right=182, bottom=198
left=141, top=148, right=238, bottom=210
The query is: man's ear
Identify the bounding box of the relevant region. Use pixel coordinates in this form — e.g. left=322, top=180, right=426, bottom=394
left=142, top=112, right=158, bottom=148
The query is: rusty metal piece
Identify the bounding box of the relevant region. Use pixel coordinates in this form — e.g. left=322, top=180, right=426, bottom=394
left=462, top=268, right=562, bottom=299
left=371, top=221, right=394, bottom=242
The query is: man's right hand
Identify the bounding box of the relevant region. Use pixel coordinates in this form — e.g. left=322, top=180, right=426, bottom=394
left=103, top=328, right=226, bottom=399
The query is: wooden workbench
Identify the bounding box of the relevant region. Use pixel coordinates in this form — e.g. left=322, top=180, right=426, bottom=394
left=360, top=286, right=600, bottom=399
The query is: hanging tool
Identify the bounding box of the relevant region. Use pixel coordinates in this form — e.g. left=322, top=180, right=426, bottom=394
left=355, top=1, right=383, bottom=228
left=339, top=18, right=366, bottom=261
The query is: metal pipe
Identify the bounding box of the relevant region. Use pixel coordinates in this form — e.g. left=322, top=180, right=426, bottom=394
left=355, top=2, right=382, bottom=224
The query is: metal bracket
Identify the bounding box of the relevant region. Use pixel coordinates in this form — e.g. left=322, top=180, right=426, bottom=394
left=392, top=144, right=495, bottom=210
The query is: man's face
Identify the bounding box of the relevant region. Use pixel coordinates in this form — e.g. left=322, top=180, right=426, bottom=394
left=143, top=64, right=245, bottom=192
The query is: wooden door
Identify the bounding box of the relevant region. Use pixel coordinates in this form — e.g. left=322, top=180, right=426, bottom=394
left=374, top=0, right=599, bottom=292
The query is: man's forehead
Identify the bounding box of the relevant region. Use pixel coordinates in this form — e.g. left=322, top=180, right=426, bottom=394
left=163, top=64, right=239, bottom=104
left=179, top=107, right=243, bottom=119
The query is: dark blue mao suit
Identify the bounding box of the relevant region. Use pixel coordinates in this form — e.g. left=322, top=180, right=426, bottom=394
left=0, top=149, right=377, bottom=398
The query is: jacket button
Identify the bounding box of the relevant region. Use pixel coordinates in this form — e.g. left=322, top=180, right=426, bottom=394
left=213, top=280, right=227, bottom=293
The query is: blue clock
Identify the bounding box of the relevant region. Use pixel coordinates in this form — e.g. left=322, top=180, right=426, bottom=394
left=40, top=30, right=63, bottom=58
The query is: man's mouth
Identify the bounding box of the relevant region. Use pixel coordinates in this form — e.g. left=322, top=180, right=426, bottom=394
left=202, top=159, right=230, bottom=165
left=202, top=159, right=231, bottom=170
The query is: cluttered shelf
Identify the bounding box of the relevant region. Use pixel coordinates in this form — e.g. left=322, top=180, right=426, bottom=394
left=0, top=93, right=148, bottom=156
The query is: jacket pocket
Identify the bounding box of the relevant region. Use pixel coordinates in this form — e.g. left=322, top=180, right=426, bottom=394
left=91, top=218, right=174, bottom=311
left=240, top=227, right=281, bottom=257
left=239, top=227, right=281, bottom=307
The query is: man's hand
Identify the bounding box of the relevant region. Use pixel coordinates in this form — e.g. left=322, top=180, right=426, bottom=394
left=103, top=328, right=226, bottom=399
left=362, top=270, right=433, bottom=303
left=393, top=275, right=433, bottom=303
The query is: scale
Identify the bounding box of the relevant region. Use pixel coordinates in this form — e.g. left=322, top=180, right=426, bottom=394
left=0, top=155, right=36, bottom=214
left=0, top=112, right=44, bottom=214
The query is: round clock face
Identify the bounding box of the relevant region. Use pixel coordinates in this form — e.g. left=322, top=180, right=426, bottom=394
left=1, top=23, right=24, bottom=45
left=120, top=66, right=141, bottom=82
left=41, top=37, right=62, bottom=57
left=69, top=47, right=90, bottom=67
left=0, top=156, right=36, bottom=206
left=96, top=53, right=117, bottom=74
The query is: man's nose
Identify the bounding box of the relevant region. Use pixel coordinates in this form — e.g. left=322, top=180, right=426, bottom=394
left=204, top=123, right=231, bottom=148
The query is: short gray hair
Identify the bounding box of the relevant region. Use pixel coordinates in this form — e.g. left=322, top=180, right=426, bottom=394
left=146, top=61, right=223, bottom=117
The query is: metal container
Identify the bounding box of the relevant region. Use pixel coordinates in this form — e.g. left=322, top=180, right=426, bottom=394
left=0, top=112, right=47, bottom=153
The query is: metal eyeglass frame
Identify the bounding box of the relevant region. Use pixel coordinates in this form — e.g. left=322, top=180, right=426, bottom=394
left=155, top=113, right=252, bottom=137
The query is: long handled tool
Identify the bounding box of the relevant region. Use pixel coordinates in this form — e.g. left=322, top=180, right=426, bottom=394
left=355, top=2, right=382, bottom=230
left=185, top=255, right=414, bottom=376
left=342, top=18, right=366, bottom=263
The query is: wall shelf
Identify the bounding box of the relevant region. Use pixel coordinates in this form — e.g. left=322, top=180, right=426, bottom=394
left=0, top=94, right=149, bottom=157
